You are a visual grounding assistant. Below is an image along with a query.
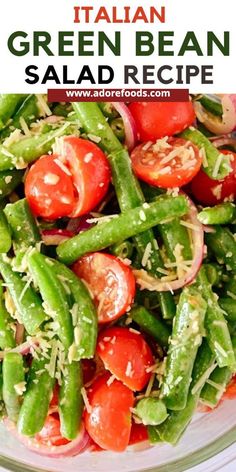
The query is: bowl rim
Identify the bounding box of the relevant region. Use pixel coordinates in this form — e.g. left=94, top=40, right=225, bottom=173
left=0, top=423, right=236, bottom=472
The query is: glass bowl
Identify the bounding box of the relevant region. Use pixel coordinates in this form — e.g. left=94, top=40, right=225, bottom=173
left=0, top=398, right=236, bottom=472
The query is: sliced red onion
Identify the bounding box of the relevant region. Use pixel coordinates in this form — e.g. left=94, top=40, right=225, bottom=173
left=211, top=136, right=236, bottom=149
left=111, top=102, right=137, bottom=151
left=4, top=419, right=90, bottom=458
left=0, top=340, right=38, bottom=359
left=133, top=195, right=204, bottom=292
left=15, top=323, right=25, bottom=345
left=203, top=225, right=216, bottom=234
left=194, top=95, right=236, bottom=135
left=66, top=214, right=93, bottom=234
left=41, top=229, right=74, bottom=246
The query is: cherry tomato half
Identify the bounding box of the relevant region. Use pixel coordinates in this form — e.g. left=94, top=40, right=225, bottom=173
left=190, top=150, right=236, bottom=205
left=25, top=154, right=77, bottom=219
left=85, top=373, right=134, bottom=452
left=129, top=101, right=195, bottom=142
left=25, top=137, right=111, bottom=220
left=35, top=414, right=70, bottom=447
left=131, top=138, right=202, bottom=188
left=59, top=136, right=111, bottom=217
left=97, top=327, right=154, bottom=391
left=72, top=253, right=136, bottom=323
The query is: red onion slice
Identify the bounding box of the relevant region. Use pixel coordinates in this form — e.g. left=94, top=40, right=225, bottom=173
left=41, top=229, right=74, bottom=246
left=66, top=214, right=94, bottom=234
left=0, top=340, right=38, bottom=359
left=194, top=95, right=236, bottom=135
left=133, top=195, right=204, bottom=292
left=15, top=323, right=25, bottom=345
left=4, top=419, right=90, bottom=458
left=211, top=136, right=236, bottom=149
left=111, top=102, right=137, bottom=151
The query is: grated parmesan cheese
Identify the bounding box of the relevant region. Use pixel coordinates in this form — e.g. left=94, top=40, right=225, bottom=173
left=36, top=94, right=52, bottom=117
left=81, top=387, right=92, bottom=413
left=87, top=134, right=101, bottom=144
left=14, top=381, right=26, bottom=396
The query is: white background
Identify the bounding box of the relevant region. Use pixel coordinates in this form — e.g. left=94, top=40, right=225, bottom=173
left=0, top=0, right=235, bottom=93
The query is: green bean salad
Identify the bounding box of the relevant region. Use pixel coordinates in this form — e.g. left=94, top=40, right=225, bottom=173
left=0, top=93, right=235, bottom=455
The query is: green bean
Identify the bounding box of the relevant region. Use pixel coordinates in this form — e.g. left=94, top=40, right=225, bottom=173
left=197, top=266, right=235, bottom=369
left=219, top=298, right=236, bottom=323
left=98, top=102, right=119, bottom=119
left=198, top=203, right=236, bottom=225
left=72, top=102, right=175, bottom=320
left=4, top=198, right=41, bottom=268
left=149, top=341, right=215, bottom=444
left=180, top=128, right=232, bottom=180
left=161, top=286, right=206, bottom=410
left=50, top=259, right=97, bottom=361
left=0, top=95, right=26, bottom=130
left=0, top=281, right=15, bottom=349
left=129, top=306, right=170, bottom=347
left=17, top=356, right=54, bottom=436
left=3, top=353, right=25, bottom=422
left=27, top=251, right=73, bottom=349
left=135, top=398, right=168, bottom=426
left=110, top=241, right=134, bottom=260
left=0, top=122, right=75, bottom=171
left=204, top=263, right=223, bottom=287
left=0, top=255, right=46, bottom=335
left=0, top=95, right=44, bottom=139
left=158, top=217, right=192, bottom=263
left=110, top=117, right=125, bottom=141
left=140, top=182, right=165, bottom=201
left=57, top=195, right=188, bottom=264
left=52, top=103, right=73, bottom=117
left=222, top=276, right=236, bottom=297
left=0, top=169, right=24, bottom=199
left=59, top=361, right=83, bottom=440
left=0, top=210, right=11, bottom=253
left=205, top=226, right=236, bottom=273
left=200, top=336, right=236, bottom=408
left=197, top=95, right=223, bottom=116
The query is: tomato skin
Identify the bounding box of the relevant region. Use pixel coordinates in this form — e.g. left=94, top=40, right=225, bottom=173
left=35, top=414, right=70, bottom=446
left=59, top=137, right=111, bottom=217
left=129, top=102, right=195, bottom=142
left=128, top=423, right=148, bottom=445
left=131, top=138, right=202, bottom=188
left=223, top=375, right=236, bottom=400
left=97, top=327, right=154, bottom=391
left=25, top=155, right=77, bottom=219
left=190, top=150, right=236, bottom=206
left=72, top=253, right=136, bottom=324
left=85, top=373, right=134, bottom=452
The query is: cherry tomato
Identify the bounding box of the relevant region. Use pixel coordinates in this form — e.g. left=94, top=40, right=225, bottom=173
left=72, top=253, right=136, bottom=323
left=35, top=414, right=70, bottom=446
left=49, top=383, right=59, bottom=409
left=59, top=137, right=111, bottom=217
left=128, top=423, right=148, bottom=445
left=25, top=154, right=77, bottom=219
left=97, top=327, right=154, bottom=391
left=190, top=150, right=236, bottom=205
left=25, top=138, right=111, bottom=220
left=131, top=138, right=202, bottom=188
left=222, top=375, right=236, bottom=400
left=84, top=373, right=134, bottom=452
left=129, top=102, right=195, bottom=142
